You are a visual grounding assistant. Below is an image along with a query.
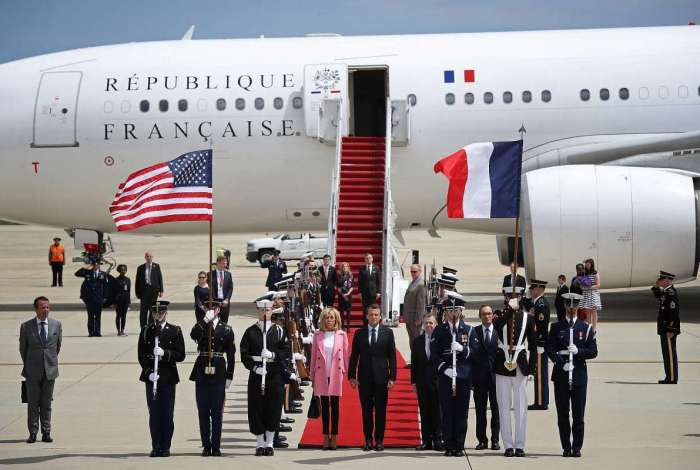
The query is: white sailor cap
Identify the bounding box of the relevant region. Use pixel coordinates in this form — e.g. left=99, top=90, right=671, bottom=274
left=272, top=290, right=287, bottom=299
left=561, top=292, right=583, bottom=306
left=256, top=299, right=273, bottom=308
left=271, top=307, right=284, bottom=315
left=503, top=286, right=525, bottom=296
left=445, top=290, right=464, bottom=301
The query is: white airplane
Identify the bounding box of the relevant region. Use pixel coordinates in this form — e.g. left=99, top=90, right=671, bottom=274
left=1, top=25, right=699, bottom=288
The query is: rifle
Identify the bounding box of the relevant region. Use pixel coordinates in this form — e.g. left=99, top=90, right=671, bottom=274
left=451, top=314, right=457, bottom=397
left=568, top=324, right=574, bottom=390
left=150, top=336, right=160, bottom=398
left=261, top=313, right=268, bottom=395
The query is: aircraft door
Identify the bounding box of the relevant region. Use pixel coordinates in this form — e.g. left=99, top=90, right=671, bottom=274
left=31, top=71, right=82, bottom=148
left=303, top=64, right=348, bottom=138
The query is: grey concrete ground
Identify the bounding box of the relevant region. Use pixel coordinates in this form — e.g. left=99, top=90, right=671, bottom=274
left=1, top=224, right=699, bottom=469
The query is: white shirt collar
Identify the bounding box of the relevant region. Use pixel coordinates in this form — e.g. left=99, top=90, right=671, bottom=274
left=36, top=317, right=48, bottom=327
left=483, top=323, right=493, bottom=334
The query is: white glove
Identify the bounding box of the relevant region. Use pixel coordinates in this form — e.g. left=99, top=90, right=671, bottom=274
left=302, top=335, right=313, bottom=345
left=204, top=310, right=216, bottom=323
left=289, top=373, right=298, bottom=381
left=261, top=348, right=274, bottom=360
left=254, top=366, right=267, bottom=376
left=508, top=298, right=520, bottom=310
left=568, top=344, right=579, bottom=355
left=153, top=346, right=164, bottom=357
left=225, top=379, right=232, bottom=390
left=527, top=374, right=534, bottom=383
left=293, top=352, right=306, bottom=363
left=451, top=341, right=464, bottom=353
left=563, top=363, right=574, bottom=372
left=443, top=368, right=457, bottom=378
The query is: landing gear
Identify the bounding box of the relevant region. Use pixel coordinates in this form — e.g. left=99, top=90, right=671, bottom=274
left=67, top=228, right=116, bottom=273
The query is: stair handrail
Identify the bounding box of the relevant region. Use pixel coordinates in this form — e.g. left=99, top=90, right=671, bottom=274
left=382, top=96, right=394, bottom=323
left=327, top=99, right=343, bottom=264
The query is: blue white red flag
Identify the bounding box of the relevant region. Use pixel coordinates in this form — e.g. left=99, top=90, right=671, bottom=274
left=109, top=150, right=213, bottom=231
left=433, top=141, right=522, bottom=218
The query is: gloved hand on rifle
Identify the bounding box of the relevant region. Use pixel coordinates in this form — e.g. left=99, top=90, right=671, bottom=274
left=443, top=368, right=457, bottom=379
left=153, top=346, right=164, bottom=357
left=261, top=348, right=274, bottom=360
left=254, top=366, right=267, bottom=376
left=302, top=335, right=312, bottom=345
left=568, top=344, right=579, bottom=355
left=204, top=309, right=216, bottom=323
left=451, top=341, right=464, bottom=353
left=293, top=352, right=306, bottom=363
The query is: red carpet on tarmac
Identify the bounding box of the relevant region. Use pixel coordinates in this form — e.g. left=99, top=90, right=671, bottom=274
left=298, top=331, right=421, bottom=448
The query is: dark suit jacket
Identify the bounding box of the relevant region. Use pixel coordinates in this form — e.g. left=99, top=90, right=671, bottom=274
left=348, top=324, right=396, bottom=385
left=358, top=264, right=381, bottom=301
left=471, top=324, right=499, bottom=386
left=265, top=260, right=288, bottom=290
left=502, top=273, right=526, bottom=289
left=410, top=332, right=437, bottom=387
left=138, top=322, right=185, bottom=385
left=20, top=317, right=62, bottom=380
left=210, top=269, right=233, bottom=301
left=319, top=264, right=338, bottom=290
left=135, top=263, right=164, bottom=299
left=554, top=284, right=569, bottom=313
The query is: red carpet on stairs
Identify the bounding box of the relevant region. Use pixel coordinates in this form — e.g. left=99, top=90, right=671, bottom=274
left=298, top=331, right=421, bottom=448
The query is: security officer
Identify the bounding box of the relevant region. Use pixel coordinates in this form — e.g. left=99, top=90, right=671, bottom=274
left=432, top=305, right=475, bottom=457
left=138, top=301, right=186, bottom=457
left=547, top=291, right=597, bottom=457
left=652, top=270, right=681, bottom=384
left=528, top=280, right=551, bottom=410
left=75, top=259, right=107, bottom=337
left=189, top=301, right=236, bottom=457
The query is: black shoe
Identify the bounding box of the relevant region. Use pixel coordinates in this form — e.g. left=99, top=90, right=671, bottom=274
left=288, top=407, right=303, bottom=414
left=201, top=447, right=211, bottom=456
left=658, top=379, right=677, bottom=384
left=528, top=404, right=548, bottom=410
left=280, top=417, right=295, bottom=424
left=504, top=448, right=514, bottom=457
left=515, top=448, right=525, bottom=457
left=563, top=449, right=572, bottom=457
left=211, top=448, right=222, bottom=456
left=26, top=434, right=36, bottom=444
left=374, top=441, right=384, bottom=451
left=149, top=449, right=159, bottom=457
left=273, top=440, right=289, bottom=448
left=264, top=447, right=274, bottom=456
left=491, top=441, right=500, bottom=451
left=444, top=449, right=454, bottom=457
left=454, top=449, right=465, bottom=457
left=434, top=441, right=445, bottom=452
left=279, top=424, right=292, bottom=432
left=475, top=442, right=488, bottom=450
left=415, top=443, right=432, bottom=451
left=363, top=440, right=373, bottom=451
left=255, top=447, right=265, bottom=456
left=572, top=449, right=582, bottom=458
left=159, top=450, right=170, bottom=457
left=278, top=435, right=287, bottom=442
left=41, top=434, right=53, bottom=443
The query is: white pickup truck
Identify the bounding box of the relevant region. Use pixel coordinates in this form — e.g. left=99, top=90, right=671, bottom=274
left=246, top=233, right=328, bottom=266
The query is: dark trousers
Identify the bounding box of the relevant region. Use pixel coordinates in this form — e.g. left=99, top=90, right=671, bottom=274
left=50, top=262, right=63, bottom=286
left=115, top=301, right=129, bottom=332
left=85, top=302, right=102, bottom=336
left=416, top=381, right=442, bottom=446
left=321, top=287, right=335, bottom=308
left=474, top=378, right=499, bottom=444
left=555, top=305, right=566, bottom=322
left=320, top=395, right=340, bottom=435
left=339, top=295, right=352, bottom=329
left=217, top=302, right=230, bottom=324
left=247, top=376, right=283, bottom=434
left=554, top=380, right=587, bottom=451
left=359, top=380, right=388, bottom=442
left=195, top=382, right=225, bottom=449
left=139, top=288, right=159, bottom=327
left=533, top=351, right=549, bottom=406
left=26, top=376, right=55, bottom=435
left=145, top=382, right=176, bottom=451
left=660, top=335, right=679, bottom=382
left=438, top=376, right=471, bottom=451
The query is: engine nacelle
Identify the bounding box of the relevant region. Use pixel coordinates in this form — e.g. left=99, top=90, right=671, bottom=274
left=521, top=165, right=699, bottom=288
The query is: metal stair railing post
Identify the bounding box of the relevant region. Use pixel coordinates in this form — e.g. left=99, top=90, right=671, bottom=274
left=327, top=99, right=343, bottom=264
left=382, top=96, right=394, bottom=324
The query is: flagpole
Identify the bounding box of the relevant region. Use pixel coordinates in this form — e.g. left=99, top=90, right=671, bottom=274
left=206, top=143, right=214, bottom=375
left=512, top=217, right=520, bottom=296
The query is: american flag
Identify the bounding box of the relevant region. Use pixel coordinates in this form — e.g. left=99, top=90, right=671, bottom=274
left=109, top=150, right=213, bottom=231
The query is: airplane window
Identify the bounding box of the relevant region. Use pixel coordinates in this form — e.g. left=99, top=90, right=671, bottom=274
left=178, top=99, right=188, bottom=112
left=407, top=94, right=417, bottom=106
left=273, top=97, right=284, bottom=110
left=580, top=89, right=590, bottom=101
left=522, top=91, right=532, bottom=103
left=678, top=86, right=689, bottom=98
left=139, top=100, right=150, bottom=112
left=255, top=97, right=265, bottom=110
left=216, top=98, right=226, bottom=111
left=659, top=86, right=669, bottom=99
left=483, top=92, right=493, bottom=104
left=599, top=88, right=610, bottom=101
left=464, top=92, right=474, bottom=105
left=235, top=98, right=245, bottom=110
left=292, top=96, right=303, bottom=109
left=503, top=91, right=512, bottom=104
left=159, top=99, right=169, bottom=112
left=639, top=87, right=649, bottom=99
left=541, top=90, right=552, bottom=102
left=120, top=100, right=131, bottom=113
left=619, top=88, right=629, bottom=100
left=103, top=101, right=114, bottom=113
left=445, top=93, right=455, bottom=105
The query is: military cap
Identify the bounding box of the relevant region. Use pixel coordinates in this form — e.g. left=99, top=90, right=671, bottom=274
left=256, top=299, right=273, bottom=308
left=561, top=292, right=583, bottom=306
left=658, top=270, right=676, bottom=281
left=151, top=300, right=170, bottom=313
left=271, top=307, right=285, bottom=320
left=529, top=279, right=548, bottom=289
left=442, top=266, right=458, bottom=275
left=436, top=276, right=457, bottom=288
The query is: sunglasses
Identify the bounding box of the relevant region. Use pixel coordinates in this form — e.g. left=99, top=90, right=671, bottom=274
left=198, top=276, right=206, bottom=279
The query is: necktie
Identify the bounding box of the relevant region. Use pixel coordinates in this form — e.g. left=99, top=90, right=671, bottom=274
left=40, top=321, right=47, bottom=343
left=485, top=328, right=491, bottom=345
left=569, top=318, right=574, bottom=328
left=371, top=327, right=376, bottom=346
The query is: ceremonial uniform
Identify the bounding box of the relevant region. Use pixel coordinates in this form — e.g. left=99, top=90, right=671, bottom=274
left=75, top=267, right=107, bottom=337
left=189, top=318, right=235, bottom=455
left=138, top=318, right=185, bottom=456
left=432, top=318, right=475, bottom=456
left=530, top=290, right=551, bottom=409
left=265, top=258, right=288, bottom=291
left=652, top=273, right=681, bottom=384
left=547, top=315, right=597, bottom=456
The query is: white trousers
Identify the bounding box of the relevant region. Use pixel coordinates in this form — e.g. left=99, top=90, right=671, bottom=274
left=495, top=370, right=529, bottom=450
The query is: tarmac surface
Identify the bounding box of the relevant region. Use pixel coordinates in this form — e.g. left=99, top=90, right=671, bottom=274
left=0, top=224, right=699, bottom=469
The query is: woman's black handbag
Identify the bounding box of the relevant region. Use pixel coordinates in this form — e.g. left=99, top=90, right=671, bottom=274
left=307, top=395, right=320, bottom=419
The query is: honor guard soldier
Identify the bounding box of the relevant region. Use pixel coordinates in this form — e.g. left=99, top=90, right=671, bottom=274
left=433, top=274, right=463, bottom=324
left=528, top=279, right=551, bottom=410
left=547, top=291, right=597, bottom=457
left=493, top=287, right=537, bottom=457
left=240, top=299, right=286, bottom=456
left=432, top=304, right=475, bottom=457
left=652, top=270, right=681, bottom=384
left=75, top=259, right=108, bottom=337
left=189, top=301, right=236, bottom=457
left=137, top=301, right=185, bottom=457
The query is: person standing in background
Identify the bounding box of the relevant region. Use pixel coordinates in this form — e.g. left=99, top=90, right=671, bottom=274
left=114, top=264, right=131, bottom=336
left=75, top=260, right=107, bottom=337
left=580, top=259, right=602, bottom=333
left=211, top=256, right=233, bottom=324
left=193, top=271, right=210, bottom=323
left=319, top=255, right=338, bottom=308
left=136, top=252, right=164, bottom=328
left=403, top=264, right=427, bottom=342
left=554, top=275, right=569, bottom=322
left=48, top=237, right=65, bottom=287
left=337, top=262, right=354, bottom=330
left=652, top=270, right=681, bottom=384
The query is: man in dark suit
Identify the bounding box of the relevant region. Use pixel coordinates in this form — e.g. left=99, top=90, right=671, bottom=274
left=502, top=262, right=526, bottom=290
left=472, top=305, right=500, bottom=451
left=138, top=301, right=185, bottom=457
left=358, top=253, right=381, bottom=326
left=265, top=250, right=287, bottom=291
left=348, top=305, right=396, bottom=451
left=211, top=256, right=234, bottom=323
left=528, top=280, right=551, bottom=411
left=318, top=254, right=337, bottom=307
left=75, top=261, right=108, bottom=337
left=410, top=313, right=443, bottom=451
left=135, top=252, right=164, bottom=327
left=554, top=275, right=569, bottom=322
left=19, top=296, right=62, bottom=443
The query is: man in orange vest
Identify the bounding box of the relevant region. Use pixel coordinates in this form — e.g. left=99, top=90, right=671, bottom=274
left=48, top=237, right=65, bottom=287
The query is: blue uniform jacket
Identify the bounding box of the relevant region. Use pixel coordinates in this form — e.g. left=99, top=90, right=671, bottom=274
left=547, top=318, right=597, bottom=387
left=431, top=320, right=475, bottom=380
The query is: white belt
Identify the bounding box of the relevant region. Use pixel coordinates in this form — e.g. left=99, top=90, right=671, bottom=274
left=199, top=352, right=225, bottom=358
